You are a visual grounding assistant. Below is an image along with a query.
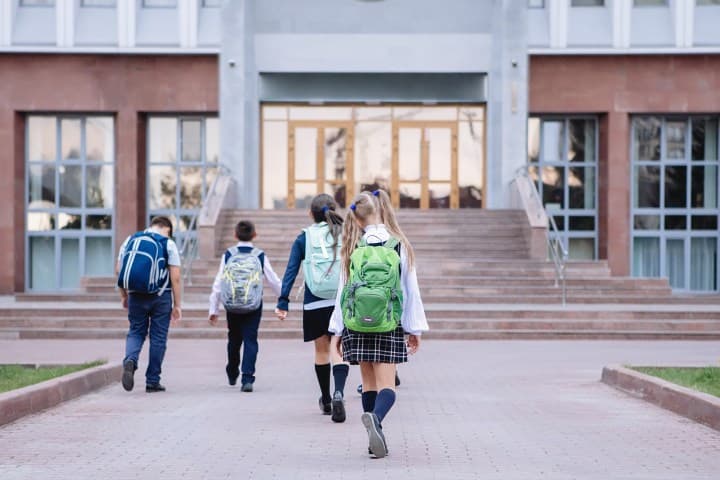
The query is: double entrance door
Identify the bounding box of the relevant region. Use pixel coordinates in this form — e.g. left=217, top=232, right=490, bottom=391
left=287, top=121, right=459, bottom=209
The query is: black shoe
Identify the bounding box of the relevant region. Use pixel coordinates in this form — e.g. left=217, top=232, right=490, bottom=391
left=361, top=412, right=388, bottom=458
left=319, top=396, right=331, bottom=414
left=121, top=360, right=135, bottom=392
left=145, top=383, right=166, bottom=393
left=357, top=384, right=363, bottom=394
left=395, top=373, right=401, bottom=387
left=226, top=366, right=238, bottom=386
left=241, top=383, right=253, bottom=392
left=331, top=391, right=346, bottom=423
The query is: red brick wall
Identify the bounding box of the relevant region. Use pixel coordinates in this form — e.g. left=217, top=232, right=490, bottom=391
left=0, top=54, right=218, bottom=293
left=529, top=55, right=720, bottom=276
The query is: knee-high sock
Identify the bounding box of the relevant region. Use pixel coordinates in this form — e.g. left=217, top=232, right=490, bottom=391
left=332, top=364, right=349, bottom=396
left=361, top=390, right=377, bottom=413
left=314, top=363, right=331, bottom=403
left=373, top=388, right=396, bottom=423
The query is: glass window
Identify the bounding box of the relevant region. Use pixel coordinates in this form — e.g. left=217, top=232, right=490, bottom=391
left=571, top=0, right=604, bottom=5
left=81, top=0, right=115, bottom=6
left=692, top=118, right=718, bottom=161
left=697, top=0, right=720, bottom=6
left=528, top=0, right=545, bottom=7
left=20, top=0, right=54, bottom=6
left=142, top=0, right=176, bottom=7
left=634, top=0, right=667, bottom=5
left=634, top=117, right=661, bottom=161
left=202, top=0, right=222, bottom=6
left=26, top=115, right=114, bottom=290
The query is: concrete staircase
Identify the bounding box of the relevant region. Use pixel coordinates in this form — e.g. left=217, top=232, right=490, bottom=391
left=2, top=209, right=719, bottom=340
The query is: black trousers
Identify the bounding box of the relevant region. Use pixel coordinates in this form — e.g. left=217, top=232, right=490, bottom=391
left=226, top=307, right=262, bottom=385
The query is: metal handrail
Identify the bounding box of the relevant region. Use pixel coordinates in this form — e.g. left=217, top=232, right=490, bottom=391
left=178, top=163, right=232, bottom=286
left=514, top=166, right=569, bottom=305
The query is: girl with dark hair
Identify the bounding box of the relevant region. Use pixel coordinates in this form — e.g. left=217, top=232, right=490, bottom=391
left=329, top=189, right=428, bottom=458
left=275, top=193, right=350, bottom=422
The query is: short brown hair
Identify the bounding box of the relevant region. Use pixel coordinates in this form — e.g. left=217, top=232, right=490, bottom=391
left=235, top=220, right=255, bottom=241
left=150, top=216, right=174, bottom=237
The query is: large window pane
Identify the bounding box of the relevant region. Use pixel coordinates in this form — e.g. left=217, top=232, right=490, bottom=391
left=634, top=166, right=660, bottom=208
left=324, top=127, right=348, bottom=182
left=664, top=166, right=687, bottom=208
left=568, top=119, right=595, bottom=162
left=294, top=128, right=318, bottom=181
left=429, top=183, right=451, bottom=209
left=60, top=238, right=80, bottom=289
left=355, top=122, right=391, bottom=193
left=27, top=212, right=54, bottom=231
left=61, top=119, right=82, bottom=161
left=262, top=121, right=288, bottom=209
left=86, top=117, right=114, bottom=162
left=206, top=117, right=219, bottom=163
left=691, top=238, right=718, bottom=291
left=541, top=121, right=564, bottom=162
left=568, top=238, right=595, bottom=260
left=459, top=121, right=484, bottom=207
left=28, top=164, right=56, bottom=206
left=666, top=120, right=687, bottom=160
left=58, top=213, right=82, bottom=230
left=85, top=237, right=113, bottom=276
left=528, top=117, right=540, bottom=163
left=27, top=117, right=56, bottom=162
left=59, top=165, right=82, bottom=207
left=427, top=128, right=451, bottom=181
left=541, top=166, right=565, bottom=209
left=149, top=165, right=177, bottom=209
left=398, top=128, right=421, bottom=181
left=634, top=117, right=661, bottom=161
left=568, top=166, right=595, bottom=209
left=633, top=237, right=660, bottom=277
left=86, top=214, right=112, bottom=230
left=179, top=167, right=203, bottom=209
left=691, top=166, right=718, bottom=208
left=30, top=237, right=55, bottom=290
left=666, top=239, right=685, bottom=289
left=692, top=118, right=718, bottom=161
left=86, top=165, right=113, bottom=208
left=149, top=118, right=177, bottom=164
left=181, top=120, right=202, bottom=163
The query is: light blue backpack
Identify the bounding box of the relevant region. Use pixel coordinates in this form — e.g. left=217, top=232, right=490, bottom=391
left=302, top=223, right=342, bottom=299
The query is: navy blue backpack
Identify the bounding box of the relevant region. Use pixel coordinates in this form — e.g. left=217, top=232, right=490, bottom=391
left=117, top=231, right=170, bottom=294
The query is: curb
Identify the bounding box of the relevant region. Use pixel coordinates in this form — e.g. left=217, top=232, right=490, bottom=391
left=0, top=361, right=122, bottom=427
left=601, top=365, right=720, bottom=432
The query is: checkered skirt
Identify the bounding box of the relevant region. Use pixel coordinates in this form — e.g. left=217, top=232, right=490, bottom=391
left=341, top=325, right=408, bottom=364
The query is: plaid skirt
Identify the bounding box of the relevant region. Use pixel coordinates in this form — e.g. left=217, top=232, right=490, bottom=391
left=341, top=325, right=408, bottom=364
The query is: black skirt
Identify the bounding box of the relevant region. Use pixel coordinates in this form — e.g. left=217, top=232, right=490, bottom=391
left=341, top=325, right=408, bottom=364
left=302, top=306, right=334, bottom=342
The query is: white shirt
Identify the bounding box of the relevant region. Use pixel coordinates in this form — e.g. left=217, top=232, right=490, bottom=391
left=328, top=224, right=429, bottom=336
left=208, top=241, right=282, bottom=316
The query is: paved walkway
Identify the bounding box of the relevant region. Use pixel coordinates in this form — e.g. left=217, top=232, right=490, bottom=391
left=1, top=339, right=719, bottom=479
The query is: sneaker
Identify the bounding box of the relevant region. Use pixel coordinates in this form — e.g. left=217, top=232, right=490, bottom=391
left=241, top=383, right=253, bottom=393
left=357, top=384, right=363, bottom=395
left=145, top=383, right=166, bottom=393
left=121, top=359, right=135, bottom=392
left=331, top=391, right=346, bottom=423
left=395, top=373, right=401, bottom=387
left=226, top=366, right=238, bottom=386
left=361, top=412, right=388, bottom=458
left=318, top=396, right=331, bottom=414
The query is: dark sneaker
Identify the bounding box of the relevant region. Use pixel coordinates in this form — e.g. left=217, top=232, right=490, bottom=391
left=319, top=396, right=331, bottom=414
left=357, top=384, right=363, bottom=394
left=331, top=391, right=346, bottom=423
left=121, top=359, right=135, bottom=392
left=361, top=412, right=388, bottom=458
left=395, top=373, right=401, bottom=387
left=241, top=383, right=253, bottom=393
left=226, top=366, right=238, bottom=386
left=145, top=383, right=166, bottom=393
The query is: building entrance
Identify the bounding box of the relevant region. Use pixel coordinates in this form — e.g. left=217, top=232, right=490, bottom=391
left=262, top=105, right=484, bottom=209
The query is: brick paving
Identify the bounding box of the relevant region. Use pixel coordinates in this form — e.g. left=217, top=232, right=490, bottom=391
left=1, top=338, right=719, bottom=479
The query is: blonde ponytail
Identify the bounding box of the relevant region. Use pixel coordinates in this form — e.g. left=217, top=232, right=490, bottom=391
left=374, top=189, right=415, bottom=271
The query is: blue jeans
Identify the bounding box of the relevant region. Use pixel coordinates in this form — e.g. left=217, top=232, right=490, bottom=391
left=226, top=307, right=262, bottom=385
left=124, top=291, right=172, bottom=385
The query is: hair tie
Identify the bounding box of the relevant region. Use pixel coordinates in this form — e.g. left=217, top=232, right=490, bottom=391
left=350, top=204, right=357, bottom=211
left=321, top=206, right=329, bottom=213
left=372, top=190, right=380, bottom=197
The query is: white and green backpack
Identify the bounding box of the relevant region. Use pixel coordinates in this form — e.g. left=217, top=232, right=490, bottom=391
left=302, top=223, right=342, bottom=299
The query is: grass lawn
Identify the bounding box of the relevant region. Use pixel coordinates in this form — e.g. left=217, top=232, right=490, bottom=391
left=632, top=366, right=720, bottom=398
left=0, top=361, right=105, bottom=394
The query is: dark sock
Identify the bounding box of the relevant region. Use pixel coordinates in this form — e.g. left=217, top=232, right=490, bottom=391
left=332, top=364, right=349, bottom=396
left=361, top=390, right=377, bottom=413
left=373, top=388, right=396, bottom=423
left=314, top=363, right=331, bottom=403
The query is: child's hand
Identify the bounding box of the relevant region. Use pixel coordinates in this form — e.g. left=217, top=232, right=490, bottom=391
left=331, top=335, right=342, bottom=358
left=275, top=308, right=288, bottom=321
left=208, top=314, right=218, bottom=326
left=171, top=306, right=182, bottom=326
left=407, top=334, right=421, bottom=355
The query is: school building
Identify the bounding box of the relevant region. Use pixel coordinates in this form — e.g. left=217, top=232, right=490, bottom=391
left=1, top=0, right=719, bottom=295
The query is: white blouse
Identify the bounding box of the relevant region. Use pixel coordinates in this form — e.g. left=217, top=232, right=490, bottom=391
left=328, top=224, right=429, bottom=336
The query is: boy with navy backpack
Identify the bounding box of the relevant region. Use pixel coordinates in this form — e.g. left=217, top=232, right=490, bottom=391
left=117, top=216, right=182, bottom=393
left=208, top=220, right=282, bottom=392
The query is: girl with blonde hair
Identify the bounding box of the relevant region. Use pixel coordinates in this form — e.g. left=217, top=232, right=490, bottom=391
left=329, top=189, right=428, bottom=458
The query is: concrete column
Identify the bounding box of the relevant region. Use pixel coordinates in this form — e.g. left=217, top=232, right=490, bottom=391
left=118, top=0, right=135, bottom=48
left=220, top=0, right=258, bottom=208
left=486, top=0, right=528, bottom=209
left=0, top=111, right=21, bottom=293
left=612, top=0, right=631, bottom=48
left=0, top=1, right=12, bottom=46
left=604, top=111, right=631, bottom=276
left=115, top=109, right=141, bottom=253
left=549, top=0, right=568, bottom=48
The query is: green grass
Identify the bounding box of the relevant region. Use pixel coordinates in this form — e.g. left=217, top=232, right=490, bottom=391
left=0, top=361, right=105, bottom=394
left=632, top=366, right=720, bottom=398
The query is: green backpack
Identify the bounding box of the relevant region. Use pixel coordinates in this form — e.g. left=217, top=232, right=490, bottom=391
left=341, top=237, right=403, bottom=333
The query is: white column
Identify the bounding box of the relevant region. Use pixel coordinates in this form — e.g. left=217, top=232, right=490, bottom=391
left=549, top=0, right=568, bottom=48
left=178, top=0, right=189, bottom=47
left=118, top=0, right=136, bottom=47
left=55, top=0, right=65, bottom=47
left=188, top=0, right=198, bottom=48
left=63, top=0, right=74, bottom=47
left=682, top=0, right=694, bottom=47
left=0, top=0, right=12, bottom=46
left=613, top=0, right=631, bottom=48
